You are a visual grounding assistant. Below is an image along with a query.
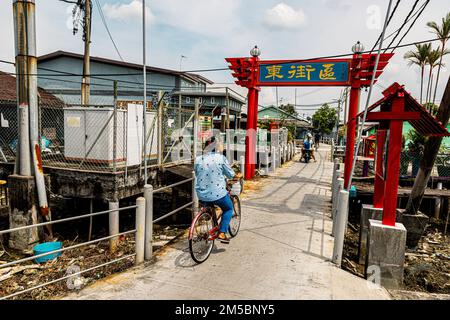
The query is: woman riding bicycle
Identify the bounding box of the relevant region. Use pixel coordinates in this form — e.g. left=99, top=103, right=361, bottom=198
left=194, top=136, right=241, bottom=244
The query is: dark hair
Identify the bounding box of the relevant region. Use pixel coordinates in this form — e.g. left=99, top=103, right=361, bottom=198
left=204, top=136, right=216, bottom=152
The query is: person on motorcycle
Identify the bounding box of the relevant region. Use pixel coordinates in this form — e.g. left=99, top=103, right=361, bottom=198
left=302, top=133, right=317, bottom=162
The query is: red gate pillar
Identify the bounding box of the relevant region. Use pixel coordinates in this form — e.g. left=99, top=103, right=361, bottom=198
left=251, top=89, right=260, bottom=178
left=382, top=96, right=404, bottom=226
left=373, top=129, right=387, bottom=208
left=343, top=85, right=361, bottom=189
left=245, top=87, right=258, bottom=180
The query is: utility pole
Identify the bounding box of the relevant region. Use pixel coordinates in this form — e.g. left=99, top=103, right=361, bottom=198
left=142, top=0, right=148, bottom=183
left=10, top=0, right=43, bottom=250
left=81, top=0, right=91, bottom=106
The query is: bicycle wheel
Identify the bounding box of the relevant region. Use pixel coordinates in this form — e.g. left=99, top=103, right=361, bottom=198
left=189, top=210, right=215, bottom=264
left=228, top=195, right=241, bottom=237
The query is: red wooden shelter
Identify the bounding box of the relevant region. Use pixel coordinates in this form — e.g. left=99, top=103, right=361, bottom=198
left=358, top=82, right=450, bottom=226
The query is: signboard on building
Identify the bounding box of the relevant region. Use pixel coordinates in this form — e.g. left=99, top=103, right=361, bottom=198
left=258, top=59, right=351, bottom=86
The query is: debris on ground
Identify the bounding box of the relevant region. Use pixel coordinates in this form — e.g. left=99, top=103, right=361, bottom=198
left=342, top=220, right=450, bottom=295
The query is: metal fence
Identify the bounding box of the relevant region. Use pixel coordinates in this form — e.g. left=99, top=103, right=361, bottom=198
left=0, top=173, right=198, bottom=300
left=0, top=96, right=199, bottom=173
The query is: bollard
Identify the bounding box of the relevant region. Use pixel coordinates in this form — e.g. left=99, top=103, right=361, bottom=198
left=144, top=184, right=153, bottom=261
left=332, top=177, right=344, bottom=236
left=240, top=155, right=245, bottom=178
left=109, top=201, right=119, bottom=253
left=331, top=158, right=339, bottom=193
left=332, top=169, right=342, bottom=207
left=192, top=171, right=199, bottom=219
left=332, top=190, right=349, bottom=267
left=135, top=197, right=145, bottom=265
left=278, top=146, right=282, bottom=167
left=271, top=146, right=276, bottom=171
left=435, top=182, right=443, bottom=219
left=331, top=139, right=335, bottom=161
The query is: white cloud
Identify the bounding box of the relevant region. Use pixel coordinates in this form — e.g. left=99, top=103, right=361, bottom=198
left=263, top=3, right=306, bottom=30
left=150, top=0, right=241, bottom=37
left=103, top=0, right=154, bottom=23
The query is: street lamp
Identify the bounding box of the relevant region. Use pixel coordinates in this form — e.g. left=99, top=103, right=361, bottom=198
left=351, top=41, right=364, bottom=54
left=250, top=45, right=261, bottom=57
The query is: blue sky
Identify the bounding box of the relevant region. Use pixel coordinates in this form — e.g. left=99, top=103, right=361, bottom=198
left=1, top=0, right=449, bottom=117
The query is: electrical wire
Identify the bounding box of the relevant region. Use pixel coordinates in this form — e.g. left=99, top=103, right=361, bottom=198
left=94, top=0, right=124, bottom=61
left=347, top=0, right=394, bottom=191
left=383, top=0, right=420, bottom=53
left=389, top=0, right=431, bottom=53
left=370, top=0, right=401, bottom=52
left=1, top=34, right=448, bottom=79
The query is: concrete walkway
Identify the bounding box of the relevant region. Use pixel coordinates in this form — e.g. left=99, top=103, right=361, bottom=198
left=65, top=146, right=391, bottom=300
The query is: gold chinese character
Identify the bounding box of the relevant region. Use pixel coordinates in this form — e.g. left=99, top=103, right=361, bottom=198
left=288, top=65, right=315, bottom=80
left=319, top=63, right=336, bottom=80
left=265, top=65, right=283, bottom=80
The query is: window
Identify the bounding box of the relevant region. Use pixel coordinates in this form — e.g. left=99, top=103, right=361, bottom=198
left=186, top=97, right=191, bottom=103
left=199, top=97, right=203, bottom=103
left=211, top=97, right=215, bottom=104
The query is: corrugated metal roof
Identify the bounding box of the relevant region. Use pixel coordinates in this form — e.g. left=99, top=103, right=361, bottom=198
left=357, top=82, right=450, bottom=137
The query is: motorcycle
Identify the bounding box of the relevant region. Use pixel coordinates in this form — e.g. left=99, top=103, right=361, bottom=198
left=302, top=149, right=311, bottom=163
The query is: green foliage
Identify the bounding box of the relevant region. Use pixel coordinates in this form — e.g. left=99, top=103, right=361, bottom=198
left=311, top=104, right=337, bottom=135
left=405, top=129, right=427, bottom=154
left=423, top=102, right=439, bottom=116
left=279, top=104, right=298, bottom=117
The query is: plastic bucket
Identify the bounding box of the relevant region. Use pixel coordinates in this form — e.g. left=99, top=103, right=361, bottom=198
left=33, top=241, right=63, bottom=263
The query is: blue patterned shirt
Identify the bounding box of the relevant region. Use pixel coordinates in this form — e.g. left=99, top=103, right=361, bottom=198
left=194, top=152, right=235, bottom=202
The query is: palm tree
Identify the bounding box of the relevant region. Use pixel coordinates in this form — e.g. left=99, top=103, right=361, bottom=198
left=425, top=47, right=445, bottom=104
left=427, top=12, right=450, bottom=104
left=404, top=43, right=431, bottom=104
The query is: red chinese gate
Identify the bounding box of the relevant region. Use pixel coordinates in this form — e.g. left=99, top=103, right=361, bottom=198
left=226, top=46, right=393, bottom=180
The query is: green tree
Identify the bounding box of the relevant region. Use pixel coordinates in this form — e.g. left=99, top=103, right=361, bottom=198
left=311, top=104, right=337, bottom=135
left=279, top=104, right=298, bottom=117
left=404, top=43, right=431, bottom=104
left=425, top=47, right=448, bottom=104
left=427, top=12, right=450, bottom=104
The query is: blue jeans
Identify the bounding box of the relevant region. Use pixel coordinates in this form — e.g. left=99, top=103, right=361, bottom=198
left=202, top=194, right=234, bottom=233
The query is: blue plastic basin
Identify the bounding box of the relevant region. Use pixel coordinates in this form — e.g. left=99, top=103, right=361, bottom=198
left=33, top=241, right=62, bottom=263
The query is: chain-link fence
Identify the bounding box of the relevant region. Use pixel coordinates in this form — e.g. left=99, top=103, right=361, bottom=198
left=0, top=95, right=200, bottom=173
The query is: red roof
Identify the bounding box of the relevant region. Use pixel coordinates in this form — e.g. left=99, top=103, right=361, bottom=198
left=357, top=82, right=450, bottom=137
left=0, top=71, right=65, bottom=107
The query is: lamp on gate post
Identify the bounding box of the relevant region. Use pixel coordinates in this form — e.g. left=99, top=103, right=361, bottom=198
left=250, top=45, right=261, bottom=57
left=351, top=41, right=364, bottom=55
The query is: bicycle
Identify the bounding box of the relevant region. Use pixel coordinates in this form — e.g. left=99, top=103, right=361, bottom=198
left=188, top=178, right=242, bottom=264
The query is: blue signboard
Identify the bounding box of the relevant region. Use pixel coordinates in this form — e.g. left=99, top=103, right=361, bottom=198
left=259, top=61, right=350, bottom=84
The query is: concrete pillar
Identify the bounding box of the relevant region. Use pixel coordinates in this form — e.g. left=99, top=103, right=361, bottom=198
left=358, top=204, right=383, bottom=264
left=271, top=146, right=276, bottom=172
left=332, top=177, right=344, bottom=236
left=109, top=200, right=119, bottom=253
left=8, top=175, right=39, bottom=251
left=365, top=219, right=407, bottom=289
left=332, top=190, right=349, bottom=266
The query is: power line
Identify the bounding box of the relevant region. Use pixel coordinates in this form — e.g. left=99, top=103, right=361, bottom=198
left=1, top=35, right=449, bottom=79
left=94, top=0, right=124, bottom=61
left=383, top=0, right=420, bottom=52
left=371, top=0, right=401, bottom=52
left=389, top=0, right=430, bottom=53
